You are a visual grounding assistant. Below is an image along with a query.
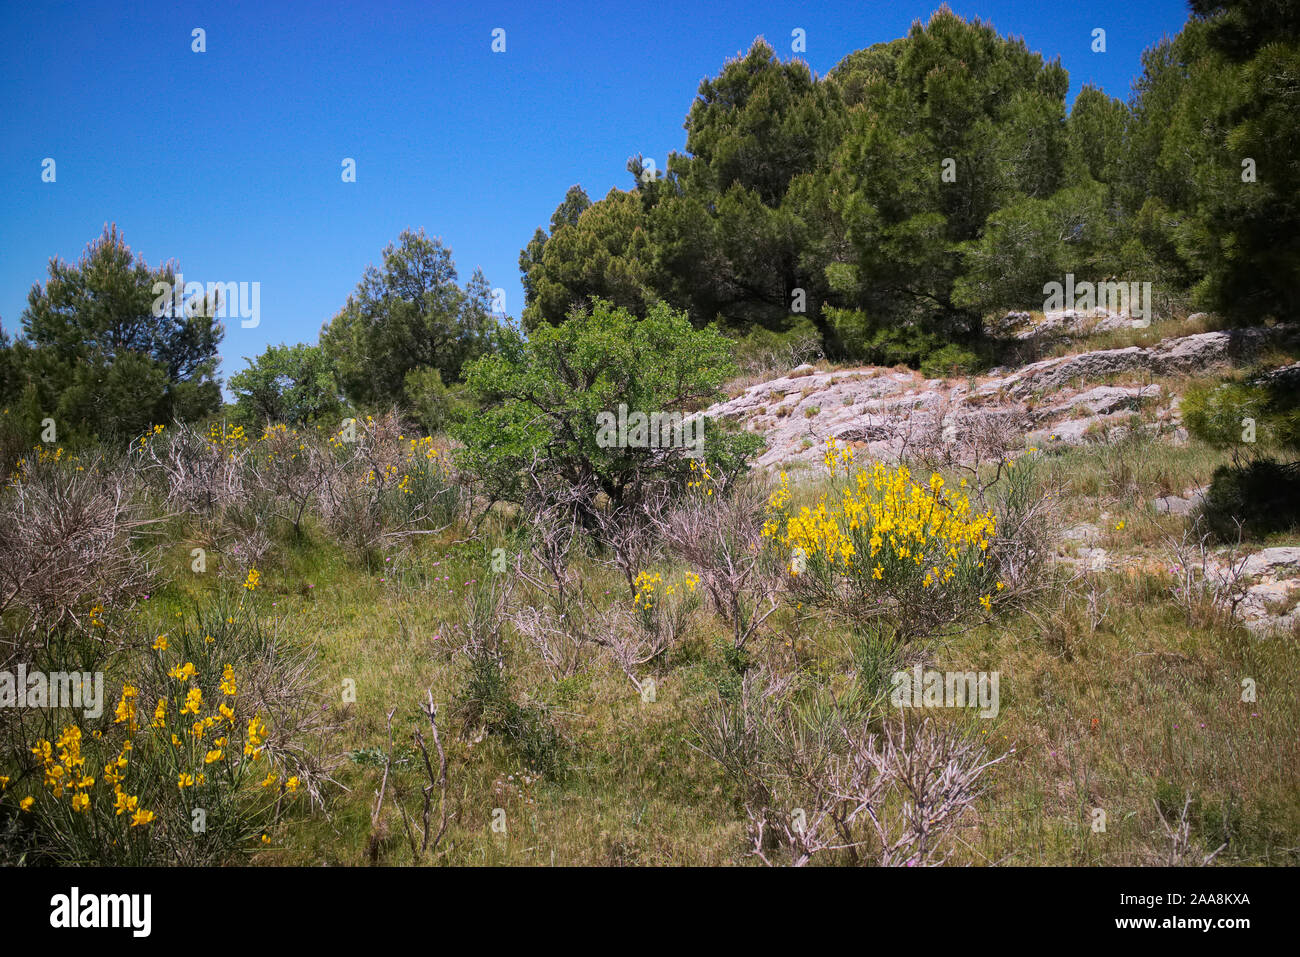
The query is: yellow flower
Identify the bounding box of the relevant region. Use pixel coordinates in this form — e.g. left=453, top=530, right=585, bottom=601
left=204, top=748, right=224, bottom=764
left=181, top=687, right=202, bottom=715
left=113, top=791, right=139, bottom=816
left=259, top=772, right=278, bottom=788
left=71, top=792, right=90, bottom=813
left=284, top=776, right=300, bottom=793
left=0, top=776, right=8, bottom=790
left=152, top=634, right=168, bottom=650
left=219, top=665, right=237, bottom=696
left=130, top=809, right=155, bottom=827
left=19, top=796, right=34, bottom=812
left=178, top=773, right=195, bottom=788
left=168, top=662, right=196, bottom=682
left=218, top=702, right=236, bottom=725
left=979, top=594, right=992, bottom=611
left=246, top=715, right=267, bottom=749
left=243, top=569, right=261, bottom=591
left=152, top=698, right=167, bottom=729
left=113, top=684, right=138, bottom=730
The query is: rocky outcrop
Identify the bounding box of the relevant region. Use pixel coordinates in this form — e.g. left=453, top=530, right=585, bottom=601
left=979, top=326, right=1297, bottom=398
left=707, top=328, right=1300, bottom=470
left=1220, top=548, right=1300, bottom=635
left=988, top=308, right=1152, bottom=341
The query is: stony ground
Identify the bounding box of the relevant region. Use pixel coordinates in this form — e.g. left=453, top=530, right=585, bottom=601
left=705, top=312, right=1300, bottom=637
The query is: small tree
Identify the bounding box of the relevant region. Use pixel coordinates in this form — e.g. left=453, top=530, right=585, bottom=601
left=229, top=343, right=342, bottom=429
left=453, top=298, right=761, bottom=519
left=319, top=229, right=499, bottom=406
left=15, top=224, right=223, bottom=443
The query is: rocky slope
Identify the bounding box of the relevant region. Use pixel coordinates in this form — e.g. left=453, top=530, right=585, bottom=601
left=707, top=324, right=1297, bottom=471
left=704, top=319, right=1300, bottom=636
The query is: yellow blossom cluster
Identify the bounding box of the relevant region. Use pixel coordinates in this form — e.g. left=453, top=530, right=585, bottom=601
left=763, top=439, right=1000, bottom=616
left=136, top=424, right=166, bottom=449
left=205, top=422, right=247, bottom=453
left=633, top=569, right=701, bottom=610
left=686, top=459, right=716, bottom=496
left=26, top=722, right=153, bottom=827
left=362, top=434, right=452, bottom=494
left=10, top=443, right=83, bottom=482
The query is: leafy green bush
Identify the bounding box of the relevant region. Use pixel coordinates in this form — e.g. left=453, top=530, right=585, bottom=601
left=1197, top=458, right=1300, bottom=542
left=1183, top=382, right=1268, bottom=448
left=229, top=343, right=343, bottom=430
left=454, top=298, right=761, bottom=515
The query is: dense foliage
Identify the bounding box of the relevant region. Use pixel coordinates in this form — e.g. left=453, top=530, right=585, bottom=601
left=519, top=3, right=1300, bottom=369
left=2, top=225, right=223, bottom=445
left=453, top=298, right=761, bottom=516
left=319, top=229, right=500, bottom=407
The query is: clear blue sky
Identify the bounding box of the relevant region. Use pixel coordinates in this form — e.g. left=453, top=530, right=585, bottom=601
left=0, top=0, right=1192, bottom=386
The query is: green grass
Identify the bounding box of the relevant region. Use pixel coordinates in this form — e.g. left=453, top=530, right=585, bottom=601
left=105, top=426, right=1298, bottom=867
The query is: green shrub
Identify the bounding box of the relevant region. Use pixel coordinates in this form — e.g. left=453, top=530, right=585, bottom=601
left=1183, top=382, right=1267, bottom=448
left=920, top=344, right=984, bottom=379
left=403, top=367, right=472, bottom=435
left=454, top=298, right=761, bottom=514
left=1197, top=458, right=1300, bottom=542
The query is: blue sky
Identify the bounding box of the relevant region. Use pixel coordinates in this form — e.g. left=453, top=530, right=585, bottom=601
left=0, top=0, right=1192, bottom=386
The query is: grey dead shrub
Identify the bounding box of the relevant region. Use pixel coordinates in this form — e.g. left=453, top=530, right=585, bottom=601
left=131, top=421, right=250, bottom=517
left=647, top=476, right=781, bottom=652
left=747, top=714, right=1008, bottom=867
left=0, top=454, right=156, bottom=665
left=695, top=668, right=1007, bottom=867
left=508, top=462, right=693, bottom=693
left=319, top=410, right=468, bottom=559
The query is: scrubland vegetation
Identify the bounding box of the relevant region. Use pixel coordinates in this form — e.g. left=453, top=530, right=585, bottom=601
left=2, top=1, right=1298, bottom=866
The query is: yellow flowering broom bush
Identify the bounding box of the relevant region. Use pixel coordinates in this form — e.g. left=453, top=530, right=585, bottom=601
left=631, top=568, right=702, bottom=649
left=0, top=584, right=330, bottom=865
left=2, top=666, right=299, bottom=865
left=762, top=439, right=1002, bottom=637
